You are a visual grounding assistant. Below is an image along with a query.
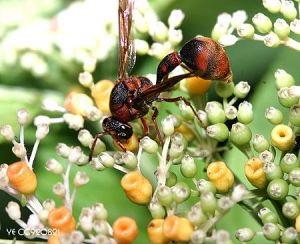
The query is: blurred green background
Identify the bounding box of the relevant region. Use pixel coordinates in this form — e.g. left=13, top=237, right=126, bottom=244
left=0, top=0, right=299, bottom=243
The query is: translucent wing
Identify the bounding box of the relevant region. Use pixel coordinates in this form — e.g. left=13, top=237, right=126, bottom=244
left=118, top=0, right=135, bottom=79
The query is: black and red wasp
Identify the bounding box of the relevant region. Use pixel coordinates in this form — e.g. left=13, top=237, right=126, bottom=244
left=89, top=0, right=232, bottom=161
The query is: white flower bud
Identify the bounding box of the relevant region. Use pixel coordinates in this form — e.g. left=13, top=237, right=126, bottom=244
left=36, top=124, right=49, bottom=140
left=289, top=85, right=300, bottom=97
left=168, top=9, right=185, bottom=28
left=79, top=208, right=94, bottom=233
left=237, top=101, right=253, bottom=124
left=134, top=39, right=149, bottom=55
left=52, top=182, right=66, bottom=197
left=140, top=136, right=158, bottom=154
left=235, top=228, right=255, bottom=242
left=217, top=12, right=232, bottom=29
left=197, top=110, right=208, bottom=127
left=237, top=23, right=255, bottom=38
left=56, top=143, right=71, bottom=158
left=68, top=146, right=82, bottom=163
left=149, top=42, right=169, bottom=59
left=234, top=81, right=251, bottom=98
left=264, top=32, right=280, bottom=47
left=263, top=0, right=282, bottom=13
left=42, top=199, right=55, bottom=211
left=274, top=69, right=295, bottom=89
left=34, top=116, right=51, bottom=126
left=90, top=158, right=105, bottom=171
left=290, top=19, right=300, bottom=34
left=90, top=139, right=106, bottom=156
left=168, top=29, right=183, bottom=46
left=281, top=0, right=297, bottom=21
left=93, top=203, right=108, bottom=220
left=93, top=220, right=109, bottom=235
left=0, top=124, right=15, bottom=141
left=74, top=171, right=90, bottom=187
left=98, top=152, right=115, bottom=168
left=27, top=214, right=42, bottom=229
left=162, top=116, right=175, bottom=136
left=231, top=10, right=247, bottom=28
left=63, top=113, right=84, bottom=131
left=6, top=201, right=21, bottom=220
left=265, top=106, right=283, bottom=124
left=83, top=58, right=96, bottom=73
left=84, top=105, right=102, bottom=121
left=46, top=159, right=64, bottom=174
left=135, top=0, right=150, bottom=13
left=219, top=34, right=239, bottom=46
left=259, top=150, right=274, bottom=163
left=152, top=21, right=168, bottom=42
left=0, top=164, right=9, bottom=188
left=225, top=106, right=237, bottom=120
left=252, top=13, right=272, bottom=33
left=70, top=231, right=85, bottom=244
left=211, top=23, right=228, bottom=41
left=12, top=143, right=27, bottom=159
left=121, top=151, right=137, bottom=169
left=216, top=230, right=231, bottom=243
left=79, top=71, right=94, bottom=88
left=231, top=184, right=249, bottom=202
left=77, top=154, right=89, bottom=166
left=134, top=11, right=148, bottom=33
left=38, top=209, right=49, bottom=223
left=78, top=129, right=93, bottom=147
left=17, top=109, right=30, bottom=125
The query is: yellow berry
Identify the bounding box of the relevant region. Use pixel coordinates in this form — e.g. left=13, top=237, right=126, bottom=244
left=163, top=215, right=193, bottom=242
left=174, top=124, right=195, bottom=142
left=64, top=91, right=94, bottom=116
left=207, top=161, right=234, bottom=193
left=7, top=161, right=37, bottom=195
left=91, top=80, right=114, bottom=114
left=121, top=171, right=153, bottom=205
left=271, top=124, right=295, bottom=151
left=114, top=133, right=139, bottom=152
left=112, top=216, right=138, bottom=244
left=147, top=219, right=169, bottom=244
left=245, top=157, right=267, bottom=189
left=186, top=76, right=212, bottom=95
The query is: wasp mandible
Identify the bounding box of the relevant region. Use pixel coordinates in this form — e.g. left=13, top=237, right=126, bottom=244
left=89, top=0, right=232, bottom=161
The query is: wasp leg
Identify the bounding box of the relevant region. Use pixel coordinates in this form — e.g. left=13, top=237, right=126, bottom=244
left=89, top=132, right=107, bottom=161
left=138, top=117, right=150, bottom=143
left=156, top=96, right=204, bottom=128
left=149, top=105, right=164, bottom=145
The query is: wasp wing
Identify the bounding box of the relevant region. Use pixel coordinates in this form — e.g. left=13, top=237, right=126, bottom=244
left=118, top=0, right=135, bottom=79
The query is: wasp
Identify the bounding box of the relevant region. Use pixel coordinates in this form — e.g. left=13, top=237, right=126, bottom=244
left=89, top=0, right=232, bottom=161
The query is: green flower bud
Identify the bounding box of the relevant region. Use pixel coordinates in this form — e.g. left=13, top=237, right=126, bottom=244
left=191, top=230, right=206, bottom=244
left=224, top=106, right=237, bottom=120
left=169, top=142, right=184, bottom=160
left=211, top=23, right=228, bottom=41
left=278, top=88, right=299, bottom=108
left=157, top=186, right=173, bottom=207
left=280, top=153, right=298, bottom=173
left=252, top=134, right=270, bottom=153
left=281, top=227, right=298, bottom=244
left=162, top=117, right=175, bottom=136
left=237, top=101, right=254, bottom=124
left=237, top=24, right=255, bottom=39
left=201, top=192, right=217, bottom=216
left=282, top=201, right=299, bottom=219
left=179, top=102, right=195, bottom=121
left=217, top=196, right=234, bottom=213
left=78, top=129, right=93, bottom=147
left=166, top=171, right=177, bottom=187
left=187, top=207, right=208, bottom=226
left=180, top=155, right=198, bottom=178
left=262, top=212, right=279, bottom=224
left=205, top=102, right=226, bottom=124
left=235, top=228, right=255, bottom=242
left=274, top=18, right=290, bottom=39
left=252, top=13, right=273, bottom=33
left=258, top=207, right=272, bottom=219
left=264, top=162, right=283, bottom=181
left=172, top=182, right=191, bottom=203
left=91, top=140, right=106, bottom=156
left=280, top=1, right=297, bottom=21
left=90, top=158, right=105, bottom=171
left=152, top=21, right=168, bottom=42
left=233, top=81, right=251, bottom=98
left=230, top=123, right=252, bottom=147
left=140, top=136, right=158, bottom=154
left=265, top=107, right=283, bottom=124
left=289, top=168, right=300, bottom=186
left=274, top=69, right=295, bottom=89
left=289, top=104, right=300, bottom=126
left=135, top=39, right=149, bottom=55
left=263, top=0, right=281, bottom=13
left=148, top=200, right=165, bottom=219
left=196, top=179, right=217, bottom=194
left=215, top=81, right=234, bottom=98
left=171, top=132, right=187, bottom=148
left=206, top=123, right=229, bottom=142
left=263, top=223, right=281, bottom=241
left=121, top=151, right=137, bottom=170
left=98, top=152, right=114, bottom=168
left=267, top=178, right=289, bottom=200
left=264, top=32, right=280, bottom=48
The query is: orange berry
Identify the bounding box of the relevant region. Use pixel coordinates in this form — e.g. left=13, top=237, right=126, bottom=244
left=114, top=133, right=139, bottom=152
left=296, top=215, right=300, bottom=232
left=7, top=161, right=37, bottom=195
left=186, top=76, right=212, bottom=95
left=245, top=157, right=267, bottom=189
left=47, top=233, right=61, bottom=244
left=147, top=219, right=169, bottom=244
left=121, top=171, right=152, bottom=205
left=174, top=124, right=195, bottom=142
left=112, top=216, right=138, bottom=244
left=48, top=206, right=76, bottom=234
left=91, top=80, right=114, bottom=114
left=64, top=91, right=94, bottom=116
left=271, top=124, right=295, bottom=151
left=207, top=161, right=234, bottom=193
left=163, top=215, right=193, bottom=242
